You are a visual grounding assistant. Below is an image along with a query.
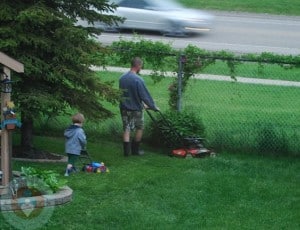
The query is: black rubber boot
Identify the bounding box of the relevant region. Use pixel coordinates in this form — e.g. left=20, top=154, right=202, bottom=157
left=131, top=141, right=144, bottom=155
left=123, top=142, right=131, bottom=157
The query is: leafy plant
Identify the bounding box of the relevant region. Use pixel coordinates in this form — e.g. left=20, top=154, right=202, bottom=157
left=21, top=166, right=67, bottom=193
left=147, top=110, right=206, bottom=148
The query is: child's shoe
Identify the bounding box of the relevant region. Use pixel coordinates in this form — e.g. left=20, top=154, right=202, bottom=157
left=64, top=168, right=72, bottom=176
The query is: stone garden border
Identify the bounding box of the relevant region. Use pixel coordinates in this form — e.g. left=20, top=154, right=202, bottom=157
left=0, top=185, right=72, bottom=211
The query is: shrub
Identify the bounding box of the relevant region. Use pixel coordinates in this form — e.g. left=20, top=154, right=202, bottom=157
left=147, top=110, right=206, bottom=149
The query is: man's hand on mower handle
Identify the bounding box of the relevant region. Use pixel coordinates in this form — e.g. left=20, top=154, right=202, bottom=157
left=143, top=103, right=159, bottom=111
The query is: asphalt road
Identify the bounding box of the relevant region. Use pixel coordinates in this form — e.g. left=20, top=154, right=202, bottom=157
left=97, top=11, right=300, bottom=55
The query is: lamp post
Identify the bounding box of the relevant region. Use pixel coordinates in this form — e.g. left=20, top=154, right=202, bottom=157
left=1, top=72, right=13, bottom=94
left=0, top=67, right=12, bottom=187
left=177, top=54, right=186, bottom=112
left=0, top=52, right=23, bottom=192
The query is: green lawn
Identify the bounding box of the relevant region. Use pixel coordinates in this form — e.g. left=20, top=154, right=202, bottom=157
left=201, top=61, right=300, bottom=82
left=1, top=137, right=299, bottom=229
left=1, top=1, right=299, bottom=228
left=179, top=0, right=300, bottom=16
left=183, top=77, right=300, bottom=153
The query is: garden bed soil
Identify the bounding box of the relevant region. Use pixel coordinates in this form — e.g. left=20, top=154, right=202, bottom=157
left=12, top=146, right=64, bottom=160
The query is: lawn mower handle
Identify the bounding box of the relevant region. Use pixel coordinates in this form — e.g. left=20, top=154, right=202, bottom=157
left=144, top=108, right=159, bottom=122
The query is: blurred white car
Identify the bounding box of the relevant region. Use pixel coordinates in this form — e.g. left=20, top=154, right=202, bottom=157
left=96, top=0, right=214, bottom=36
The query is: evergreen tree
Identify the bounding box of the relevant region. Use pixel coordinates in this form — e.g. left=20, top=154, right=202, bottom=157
left=0, top=0, right=121, bottom=156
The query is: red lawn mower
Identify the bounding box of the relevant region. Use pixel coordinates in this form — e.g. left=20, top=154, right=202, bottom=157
left=146, top=109, right=214, bottom=158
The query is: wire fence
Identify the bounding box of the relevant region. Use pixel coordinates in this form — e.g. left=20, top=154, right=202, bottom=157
left=94, top=44, right=300, bottom=155
left=177, top=57, right=300, bottom=155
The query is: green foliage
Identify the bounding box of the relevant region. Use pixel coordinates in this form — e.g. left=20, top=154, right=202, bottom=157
left=178, top=0, right=300, bottom=16
left=168, top=46, right=217, bottom=109
left=0, top=0, right=122, bottom=123
left=0, top=0, right=125, bottom=151
left=21, top=166, right=67, bottom=193
left=243, top=52, right=300, bottom=67
left=110, top=36, right=175, bottom=83
left=147, top=110, right=206, bottom=148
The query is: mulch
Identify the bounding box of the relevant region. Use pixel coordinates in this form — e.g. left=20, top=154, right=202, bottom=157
left=12, top=146, right=64, bottom=160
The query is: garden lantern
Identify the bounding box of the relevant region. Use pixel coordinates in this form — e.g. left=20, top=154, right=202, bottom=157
left=1, top=71, right=13, bottom=93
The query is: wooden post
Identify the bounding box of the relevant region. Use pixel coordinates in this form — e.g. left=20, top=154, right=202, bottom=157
left=0, top=52, right=24, bottom=187
left=1, top=67, right=12, bottom=186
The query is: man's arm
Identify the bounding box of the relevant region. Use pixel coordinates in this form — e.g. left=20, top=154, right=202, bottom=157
left=137, top=81, right=158, bottom=110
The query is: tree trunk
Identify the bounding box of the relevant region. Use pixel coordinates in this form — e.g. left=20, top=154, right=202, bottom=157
left=20, top=115, right=34, bottom=156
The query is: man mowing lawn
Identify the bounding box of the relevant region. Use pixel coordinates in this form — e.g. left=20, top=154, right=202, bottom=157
left=119, top=57, right=159, bottom=157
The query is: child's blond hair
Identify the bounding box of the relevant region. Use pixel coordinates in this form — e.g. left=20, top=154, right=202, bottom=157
left=72, top=113, right=85, bottom=124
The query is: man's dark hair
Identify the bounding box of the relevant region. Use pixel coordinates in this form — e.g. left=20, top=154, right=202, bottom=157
left=131, top=57, right=143, bottom=68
